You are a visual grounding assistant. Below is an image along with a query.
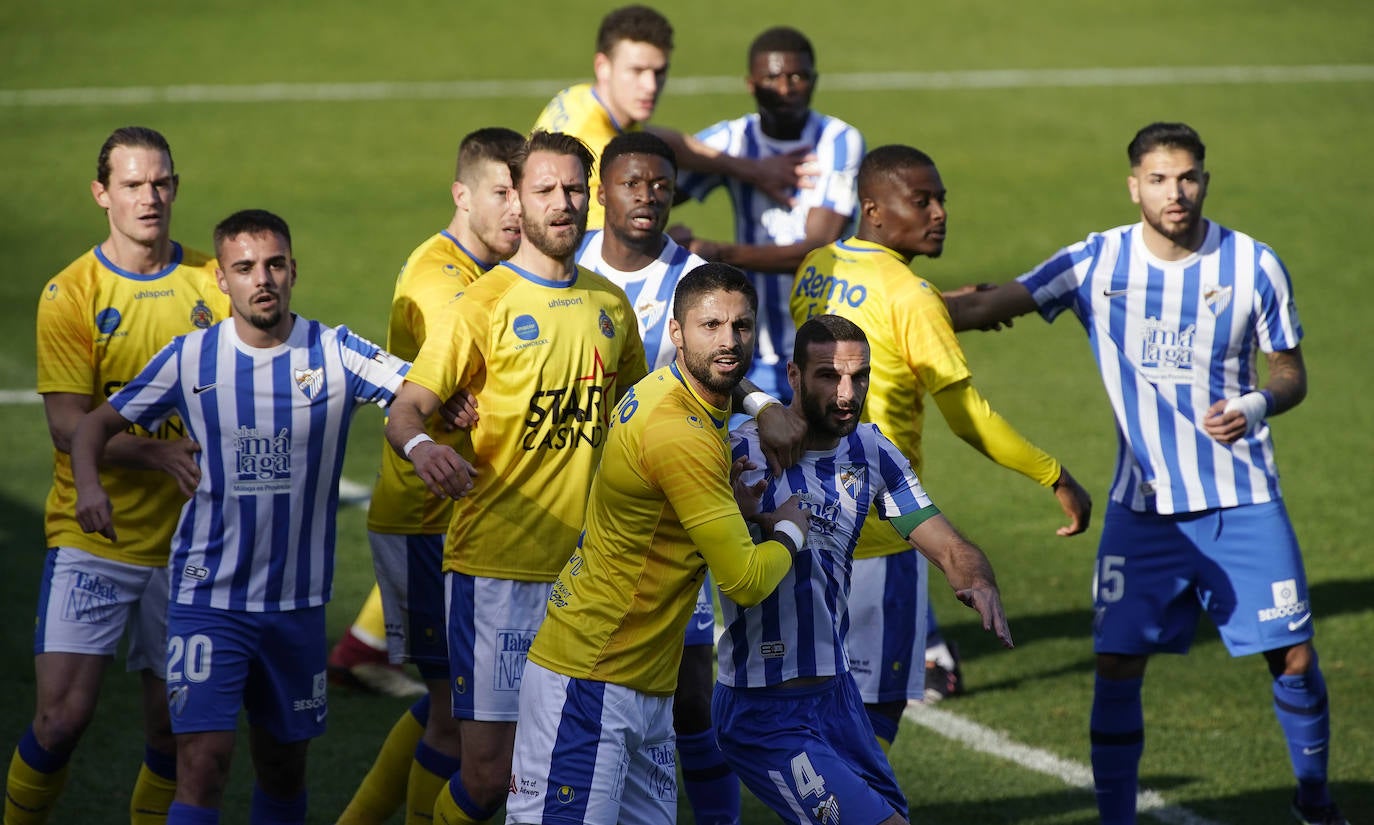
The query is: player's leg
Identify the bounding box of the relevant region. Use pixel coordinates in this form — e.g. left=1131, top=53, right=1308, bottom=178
left=433, top=574, right=549, bottom=821
left=505, top=661, right=642, bottom=825
left=246, top=727, right=310, bottom=825
left=847, top=551, right=926, bottom=751
left=922, top=603, right=963, bottom=701
left=130, top=562, right=177, bottom=825
left=674, top=576, right=738, bottom=825
left=327, top=584, right=424, bottom=698
left=7, top=548, right=141, bottom=824
left=712, top=676, right=907, bottom=825
left=1089, top=503, right=1199, bottom=825
left=1194, top=501, right=1347, bottom=823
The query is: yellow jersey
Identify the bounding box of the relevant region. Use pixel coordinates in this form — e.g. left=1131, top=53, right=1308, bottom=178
left=529, top=364, right=794, bottom=696
left=405, top=262, right=647, bottom=580
left=367, top=231, right=493, bottom=534
left=37, top=243, right=228, bottom=567
left=792, top=238, right=971, bottom=560
left=534, top=83, right=641, bottom=230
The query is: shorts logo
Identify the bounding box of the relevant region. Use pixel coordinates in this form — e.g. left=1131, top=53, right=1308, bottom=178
left=812, top=795, right=841, bottom=825
left=63, top=571, right=118, bottom=624
left=1257, top=578, right=1309, bottom=622
left=190, top=299, right=215, bottom=329
left=294, top=367, right=324, bottom=401
left=494, top=629, right=535, bottom=692
left=95, top=307, right=122, bottom=335
left=291, top=670, right=328, bottom=722
left=646, top=741, right=676, bottom=801
left=168, top=684, right=190, bottom=717
left=556, top=785, right=576, bottom=804
left=598, top=308, right=615, bottom=339
left=453, top=675, right=467, bottom=695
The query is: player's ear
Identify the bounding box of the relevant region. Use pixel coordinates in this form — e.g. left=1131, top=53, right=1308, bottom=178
left=91, top=179, right=110, bottom=209
left=668, top=317, right=683, bottom=349
left=452, top=181, right=467, bottom=210
left=786, top=361, right=801, bottom=397
left=1127, top=174, right=1141, bottom=205
left=215, top=266, right=229, bottom=295
left=168, top=173, right=180, bottom=201
left=593, top=51, right=612, bottom=86
left=861, top=196, right=880, bottom=225
left=290, top=259, right=298, bottom=286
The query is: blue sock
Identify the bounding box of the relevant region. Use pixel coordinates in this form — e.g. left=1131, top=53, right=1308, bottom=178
left=1273, top=662, right=1331, bottom=808
left=167, top=801, right=220, bottom=825
left=144, top=744, right=177, bottom=780
left=865, top=707, right=899, bottom=746
left=414, top=739, right=462, bottom=777
left=676, top=728, right=739, bottom=825
left=17, top=726, right=69, bottom=774
left=1090, top=675, right=1143, bottom=825
left=250, top=784, right=307, bottom=825
left=408, top=693, right=432, bottom=726
left=448, top=775, right=500, bottom=820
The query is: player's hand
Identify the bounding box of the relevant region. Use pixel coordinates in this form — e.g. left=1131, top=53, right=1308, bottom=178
left=944, top=283, right=1012, bottom=332
left=75, top=483, right=117, bottom=541
left=750, top=148, right=818, bottom=208
left=409, top=441, right=478, bottom=500
left=1203, top=398, right=1249, bottom=444
left=756, top=403, right=806, bottom=475
left=761, top=494, right=809, bottom=551
left=687, top=237, right=724, bottom=262
left=148, top=437, right=202, bottom=498
left=730, top=456, right=766, bottom=521
left=1052, top=467, right=1092, bottom=536
left=666, top=224, right=694, bottom=247
left=953, top=581, right=1014, bottom=648
left=440, top=389, right=479, bottom=431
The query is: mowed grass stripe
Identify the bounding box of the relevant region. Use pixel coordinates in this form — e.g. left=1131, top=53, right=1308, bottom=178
left=905, top=704, right=1227, bottom=825
left=2, top=64, right=1371, bottom=107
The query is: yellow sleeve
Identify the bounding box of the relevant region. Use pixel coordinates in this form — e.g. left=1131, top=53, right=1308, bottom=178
left=405, top=294, right=485, bottom=401
left=689, top=514, right=793, bottom=608
left=36, top=273, right=95, bottom=395
left=933, top=378, right=1061, bottom=487
left=894, top=280, right=971, bottom=394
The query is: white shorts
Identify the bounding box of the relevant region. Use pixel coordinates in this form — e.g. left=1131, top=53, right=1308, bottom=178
left=370, top=531, right=448, bottom=674
left=34, top=546, right=170, bottom=675
left=506, top=661, right=676, bottom=825
left=446, top=573, right=552, bottom=721
left=846, top=551, right=928, bottom=702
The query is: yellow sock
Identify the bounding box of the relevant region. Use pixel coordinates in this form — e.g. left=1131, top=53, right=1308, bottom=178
left=352, top=586, right=388, bottom=649
left=406, top=741, right=461, bottom=825
left=432, top=780, right=493, bottom=825
left=129, top=761, right=177, bottom=824
left=875, top=734, right=893, bottom=754
left=336, top=707, right=425, bottom=824
left=5, top=740, right=70, bottom=825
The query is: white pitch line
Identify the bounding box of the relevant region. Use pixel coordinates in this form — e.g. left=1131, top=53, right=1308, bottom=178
left=904, top=703, right=1227, bottom=825
left=0, top=389, right=41, bottom=405
left=2, top=64, right=1371, bottom=108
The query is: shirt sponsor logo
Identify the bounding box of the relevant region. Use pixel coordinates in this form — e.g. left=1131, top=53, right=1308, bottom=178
left=513, top=314, right=541, bottom=341
left=95, top=307, right=122, bottom=335
left=63, top=570, right=118, bottom=624
left=794, top=265, right=868, bottom=308
left=494, top=628, right=535, bottom=691
left=1138, top=317, right=1195, bottom=383
left=233, top=426, right=292, bottom=493
left=521, top=349, right=618, bottom=451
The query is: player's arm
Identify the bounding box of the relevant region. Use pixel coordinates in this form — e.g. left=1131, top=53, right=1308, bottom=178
left=932, top=378, right=1092, bottom=535
left=689, top=494, right=808, bottom=608
left=70, top=402, right=141, bottom=541
left=680, top=206, right=849, bottom=275
left=45, top=392, right=202, bottom=497
left=1203, top=345, right=1307, bottom=444
left=384, top=381, right=477, bottom=500
left=648, top=126, right=814, bottom=208
left=729, top=378, right=806, bottom=474
left=900, top=509, right=1013, bottom=648
left=945, top=281, right=1040, bottom=333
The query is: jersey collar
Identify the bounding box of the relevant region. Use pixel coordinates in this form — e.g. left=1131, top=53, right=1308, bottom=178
left=836, top=236, right=913, bottom=266
left=441, top=231, right=495, bottom=272
left=668, top=362, right=729, bottom=429
left=93, top=241, right=186, bottom=281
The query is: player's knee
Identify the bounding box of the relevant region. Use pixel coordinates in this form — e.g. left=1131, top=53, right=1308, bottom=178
left=1095, top=653, right=1147, bottom=681
left=672, top=690, right=712, bottom=733
left=32, top=701, right=96, bottom=753
left=460, top=762, right=509, bottom=808
left=1264, top=640, right=1313, bottom=678
left=176, top=743, right=233, bottom=805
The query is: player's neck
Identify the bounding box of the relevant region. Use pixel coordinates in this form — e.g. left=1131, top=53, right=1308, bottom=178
left=233, top=313, right=295, bottom=349
left=602, top=229, right=666, bottom=272
left=445, top=216, right=497, bottom=268
left=1140, top=219, right=1207, bottom=262
left=759, top=110, right=808, bottom=142
left=508, top=245, right=577, bottom=283
left=675, top=358, right=730, bottom=410
left=100, top=234, right=174, bottom=275
left=793, top=405, right=840, bottom=451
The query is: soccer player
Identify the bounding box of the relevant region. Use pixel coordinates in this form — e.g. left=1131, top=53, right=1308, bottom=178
left=7, top=126, right=228, bottom=825
left=791, top=144, right=1092, bottom=748
left=69, top=209, right=412, bottom=825
left=674, top=25, right=865, bottom=403
left=505, top=262, right=809, bottom=825
left=535, top=5, right=810, bottom=230
left=336, top=127, right=524, bottom=825
left=384, top=130, right=647, bottom=823
left=721, top=314, right=1014, bottom=823
left=945, top=122, right=1348, bottom=825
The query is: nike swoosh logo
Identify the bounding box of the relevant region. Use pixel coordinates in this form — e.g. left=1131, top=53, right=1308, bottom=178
left=1102, top=288, right=1131, bottom=297
left=192, top=383, right=216, bottom=394
left=316, top=708, right=328, bottom=723
left=1288, top=613, right=1312, bottom=631
left=1302, top=745, right=1326, bottom=755
left=695, top=619, right=713, bottom=631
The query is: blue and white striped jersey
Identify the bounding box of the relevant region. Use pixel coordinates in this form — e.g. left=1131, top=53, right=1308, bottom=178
left=678, top=111, right=864, bottom=397
left=110, top=317, right=410, bottom=612
left=575, top=231, right=705, bottom=370
left=719, top=420, right=935, bottom=688
left=1018, top=220, right=1303, bottom=514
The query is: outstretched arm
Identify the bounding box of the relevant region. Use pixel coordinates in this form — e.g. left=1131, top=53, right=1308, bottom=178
left=649, top=126, right=814, bottom=208
left=679, top=206, right=848, bottom=274
left=946, top=281, right=1039, bottom=333
left=1203, top=346, right=1307, bottom=444
left=932, top=379, right=1092, bottom=535
left=906, top=513, right=1013, bottom=648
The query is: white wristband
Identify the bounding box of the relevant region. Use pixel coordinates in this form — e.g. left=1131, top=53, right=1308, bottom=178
left=402, top=432, right=435, bottom=459
left=742, top=391, right=781, bottom=418
left=1223, top=391, right=1268, bottom=433
left=773, top=519, right=805, bottom=552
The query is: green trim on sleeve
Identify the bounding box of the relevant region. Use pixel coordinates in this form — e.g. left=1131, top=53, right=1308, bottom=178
left=889, top=504, right=941, bottom=540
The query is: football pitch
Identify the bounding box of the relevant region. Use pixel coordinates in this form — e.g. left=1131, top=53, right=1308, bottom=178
left=2, top=1, right=1371, bottom=822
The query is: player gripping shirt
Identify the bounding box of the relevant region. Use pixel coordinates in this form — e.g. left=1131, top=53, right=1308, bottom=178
left=678, top=112, right=863, bottom=398
left=716, top=418, right=938, bottom=821
left=535, top=83, right=640, bottom=230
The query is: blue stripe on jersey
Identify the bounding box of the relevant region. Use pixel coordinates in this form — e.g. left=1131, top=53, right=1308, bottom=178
left=303, top=325, right=332, bottom=608
left=545, top=678, right=604, bottom=823
left=266, top=350, right=293, bottom=609
left=230, top=346, right=258, bottom=611
left=188, top=325, right=223, bottom=608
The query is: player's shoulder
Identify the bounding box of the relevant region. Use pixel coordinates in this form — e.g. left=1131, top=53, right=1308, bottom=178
left=178, top=245, right=216, bottom=269
left=811, top=109, right=862, bottom=137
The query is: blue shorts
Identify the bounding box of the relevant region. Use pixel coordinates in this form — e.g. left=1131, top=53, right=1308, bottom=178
left=165, top=601, right=327, bottom=742
left=846, top=550, right=927, bottom=702
left=1094, top=499, right=1313, bottom=657
left=370, top=531, right=448, bottom=679
left=713, top=673, right=906, bottom=823
left=683, top=574, right=715, bottom=648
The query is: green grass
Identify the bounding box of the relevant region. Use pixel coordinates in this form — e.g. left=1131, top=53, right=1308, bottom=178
left=3, top=1, right=1372, bottom=821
